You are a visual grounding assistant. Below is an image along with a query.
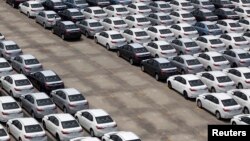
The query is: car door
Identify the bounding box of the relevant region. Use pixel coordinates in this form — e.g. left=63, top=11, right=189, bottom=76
left=4, top=76, right=13, bottom=92
left=202, top=95, right=213, bottom=111
left=174, top=76, right=186, bottom=93
left=148, top=60, right=158, bottom=75
left=1, top=76, right=10, bottom=91
left=22, top=95, right=32, bottom=113
left=53, top=91, right=66, bottom=109
left=79, top=112, right=90, bottom=129
left=46, top=116, right=59, bottom=135
left=13, top=56, right=22, bottom=72
left=227, top=69, right=240, bottom=82
left=171, top=76, right=182, bottom=90
left=232, top=91, right=248, bottom=107
left=10, top=120, right=22, bottom=139
left=200, top=73, right=214, bottom=88
left=98, top=32, right=108, bottom=45
left=210, top=96, right=220, bottom=114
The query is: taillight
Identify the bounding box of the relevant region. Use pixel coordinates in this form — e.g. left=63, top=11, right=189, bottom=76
left=14, top=88, right=22, bottom=91
left=84, top=101, right=89, bottom=105
left=37, top=108, right=44, bottom=112
left=69, top=103, right=76, bottom=107
left=78, top=128, right=83, bottom=132
left=111, top=40, right=117, bottom=43
left=96, top=126, right=105, bottom=129
left=24, top=135, right=33, bottom=139
left=24, top=66, right=31, bottom=70
left=161, top=52, right=167, bottom=54
left=135, top=37, right=141, bottom=40
left=47, top=19, right=53, bottom=22
left=245, top=80, right=250, bottom=83
left=184, top=33, right=189, bottom=35
left=189, top=88, right=197, bottom=91
left=218, top=84, right=224, bottom=87
left=185, top=48, right=190, bottom=52
left=137, top=23, right=143, bottom=26
left=223, top=108, right=231, bottom=112
left=213, top=63, right=220, bottom=66
left=240, top=60, right=246, bottom=63
left=61, top=130, right=70, bottom=134
left=160, top=35, right=166, bottom=38
left=2, top=112, right=9, bottom=115
left=5, top=51, right=11, bottom=55
left=188, top=67, right=193, bottom=70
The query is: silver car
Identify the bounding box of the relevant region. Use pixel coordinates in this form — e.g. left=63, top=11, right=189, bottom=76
left=76, top=19, right=104, bottom=38
left=0, top=58, right=13, bottom=76
left=51, top=88, right=89, bottom=114
left=147, top=12, right=174, bottom=26
left=0, top=40, right=22, bottom=61
left=36, top=10, right=61, bottom=28
left=171, top=55, right=205, bottom=74
left=20, top=92, right=57, bottom=119
left=171, top=38, right=201, bottom=55
left=11, top=54, right=43, bottom=75
left=222, top=49, right=250, bottom=67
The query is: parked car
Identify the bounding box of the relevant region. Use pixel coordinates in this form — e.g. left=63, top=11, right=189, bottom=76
left=52, top=21, right=81, bottom=40
left=222, top=49, right=250, bottom=67
left=194, top=52, right=230, bottom=71
left=127, top=2, right=152, bottom=16
left=141, top=58, right=178, bottom=81
left=124, top=15, right=151, bottom=28
left=0, top=124, right=10, bottom=140
left=0, top=33, right=5, bottom=40
left=147, top=13, right=174, bottom=26
left=195, top=35, right=226, bottom=52
left=220, top=33, right=248, bottom=50
left=191, top=8, right=218, bottom=21
left=6, top=0, right=27, bottom=8
left=83, top=6, right=108, bottom=20
left=94, top=31, right=127, bottom=50
left=42, top=113, right=83, bottom=140
left=214, top=8, right=240, bottom=20
left=169, top=0, right=194, bottom=12
left=51, top=88, right=89, bottom=114
left=103, top=4, right=130, bottom=18
left=28, top=70, right=64, bottom=94
left=210, top=0, right=234, bottom=9
left=170, top=55, right=205, bottom=74
left=190, top=0, right=215, bottom=10
left=145, top=25, right=175, bottom=42
left=171, top=38, right=201, bottom=55
left=196, top=71, right=235, bottom=92
left=196, top=93, right=242, bottom=119
left=100, top=17, right=128, bottom=31
left=231, top=0, right=250, bottom=8
left=148, top=1, right=172, bottom=13
left=231, top=114, right=250, bottom=125
left=122, top=28, right=151, bottom=44
left=42, top=0, right=67, bottom=12
left=131, top=0, right=151, bottom=4
left=36, top=11, right=61, bottom=29
left=87, top=0, right=110, bottom=7
left=75, top=109, right=117, bottom=137
left=7, top=118, right=47, bottom=141
left=117, top=43, right=151, bottom=65
left=70, top=137, right=101, bottom=141
left=228, top=89, right=250, bottom=114
left=19, top=1, right=44, bottom=18
left=0, top=96, right=23, bottom=122
left=0, top=74, right=35, bottom=98
left=169, top=10, right=196, bottom=25
left=144, top=41, right=177, bottom=58
left=63, top=0, right=89, bottom=12
left=193, top=21, right=223, bottom=36
left=0, top=40, right=23, bottom=61
left=169, top=23, right=199, bottom=39
left=110, top=0, right=132, bottom=5
left=58, top=8, right=84, bottom=23
left=102, top=131, right=141, bottom=141
left=234, top=7, right=250, bottom=19
left=0, top=58, right=13, bottom=76
left=167, top=74, right=208, bottom=99
left=239, top=18, right=250, bottom=32
left=76, top=19, right=104, bottom=38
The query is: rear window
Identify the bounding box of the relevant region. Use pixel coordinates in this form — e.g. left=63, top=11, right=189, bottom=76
left=159, top=29, right=172, bottom=34
left=207, top=25, right=220, bottom=30
left=45, top=75, right=61, bottom=82
left=181, top=2, right=192, bottom=6
left=111, top=34, right=123, bottom=39
left=135, top=31, right=148, bottom=37
left=61, top=120, right=80, bottom=129
left=25, top=59, right=39, bottom=65
left=75, top=0, right=86, bottom=4
left=116, top=7, right=128, bottom=12
left=216, top=76, right=232, bottom=83
left=225, top=11, right=236, bottom=15
left=238, top=53, right=250, bottom=59
left=65, top=24, right=78, bottom=29
left=202, top=1, right=212, bottom=5
left=96, top=115, right=113, bottom=124
left=68, top=94, right=85, bottom=102
left=159, top=62, right=175, bottom=69
left=181, top=13, right=193, bottom=18
left=133, top=47, right=148, bottom=53
left=71, top=11, right=82, bottom=16
left=186, top=59, right=200, bottom=65
left=31, top=4, right=43, bottom=8
left=244, top=73, right=250, bottom=79
left=234, top=37, right=247, bottom=42
left=89, top=22, right=102, bottom=27
left=2, top=102, right=19, bottom=110
left=184, top=42, right=198, bottom=48
left=203, top=12, right=215, bottom=17
left=183, top=27, right=196, bottom=32
left=0, top=129, right=7, bottom=137
left=5, top=45, right=19, bottom=50
left=54, top=2, right=64, bottom=6
left=160, top=45, right=174, bottom=50
left=25, top=124, right=43, bottom=133
left=36, top=98, right=53, bottom=106
left=188, top=79, right=204, bottom=86
left=159, top=16, right=171, bottom=20
left=47, top=14, right=59, bottom=19
left=0, top=62, right=10, bottom=68
left=159, top=4, right=171, bottom=8
left=113, top=20, right=126, bottom=25
left=209, top=39, right=223, bottom=44
left=242, top=0, right=250, bottom=3
left=246, top=10, right=250, bottom=14
left=137, top=18, right=149, bottom=23
left=221, top=1, right=232, bottom=4
left=229, top=23, right=241, bottom=28
left=212, top=56, right=227, bottom=62
left=94, top=10, right=105, bottom=14
left=221, top=99, right=238, bottom=107
left=138, top=6, right=150, bottom=10
left=15, top=79, right=31, bottom=86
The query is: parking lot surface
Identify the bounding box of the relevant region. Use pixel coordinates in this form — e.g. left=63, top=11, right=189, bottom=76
left=0, top=1, right=224, bottom=140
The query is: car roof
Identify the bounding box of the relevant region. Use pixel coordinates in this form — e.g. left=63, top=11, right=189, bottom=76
left=209, top=93, right=233, bottom=100
left=88, top=6, right=102, bottom=10
left=0, top=96, right=16, bottom=103
left=154, top=41, right=170, bottom=45
left=176, top=10, right=189, bottom=14
left=208, top=71, right=226, bottom=77
left=131, top=14, right=145, bottom=18
left=1, top=40, right=16, bottom=45
left=179, top=55, right=196, bottom=60
left=110, top=4, right=124, bottom=8
left=152, top=25, right=167, bottom=30
left=200, top=21, right=216, bottom=25
left=43, top=10, right=57, bottom=14
left=198, top=8, right=211, bottom=12
left=40, top=70, right=56, bottom=77
left=0, top=58, right=8, bottom=63
left=108, top=17, right=123, bottom=21
left=20, top=54, right=36, bottom=60
left=233, top=67, right=250, bottom=73
left=86, top=109, right=109, bottom=117
left=117, top=132, right=140, bottom=140
left=132, top=2, right=147, bottom=6
left=204, top=51, right=222, bottom=57
left=154, top=12, right=168, bottom=16
left=154, top=58, right=170, bottom=63
left=27, top=1, right=41, bottom=4
left=51, top=0, right=62, bottom=2
left=220, top=19, right=237, bottom=23
left=175, top=23, right=192, bottom=27
left=67, top=8, right=80, bottom=12
left=54, top=113, right=75, bottom=121
left=202, top=35, right=218, bottom=39
left=85, top=19, right=99, bottom=23
left=61, top=21, right=75, bottom=25
left=104, top=30, right=121, bottom=35
left=29, top=92, right=49, bottom=100
left=154, top=1, right=168, bottom=4
left=10, top=74, right=27, bottom=80
left=18, top=118, right=39, bottom=126
left=239, top=7, right=250, bottom=10
left=60, top=88, right=81, bottom=95
left=230, top=49, right=247, bottom=53
left=177, top=38, right=193, bottom=42
left=129, top=43, right=144, bottom=48
left=227, top=33, right=243, bottom=37
left=129, top=28, right=144, bottom=32
left=180, top=74, right=199, bottom=80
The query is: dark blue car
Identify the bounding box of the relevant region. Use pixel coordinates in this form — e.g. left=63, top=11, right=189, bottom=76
left=110, top=0, right=132, bottom=5
left=193, top=21, right=223, bottom=36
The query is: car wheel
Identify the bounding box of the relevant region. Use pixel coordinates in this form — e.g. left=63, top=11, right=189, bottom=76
left=109, top=28, right=112, bottom=30
left=6, top=125, right=10, bottom=133
left=61, top=34, right=65, bottom=40
left=27, top=12, right=30, bottom=18
left=155, top=73, right=159, bottom=81
left=132, top=26, right=135, bottom=28
left=19, top=137, right=22, bottom=141
left=197, top=100, right=202, bottom=108
left=181, top=69, right=185, bottom=74
left=130, top=40, right=133, bottom=43
left=129, top=58, right=134, bottom=65
left=31, top=111, right=35, bottom=118
left=12, top=3, right=15, bottom=8
left=243, top=107, right=249, bottom=114
left=56, top=134, right=60, bottom=141
left=178, top=35, right=182, bottom=38
left=224, top=31, right=228, bottom=34
left=141, top=65, right=145, bottom=72
left=20, top=70, right=23, bottom=74
left=10, top=91, right=13, bottom=97
left=183, top=91, right=188, bottom=99
left=51, top=28, right=55, bottom=34
left=232, top=63, right=237, bottom=68
left=228, top=45, right=232, bottom=50
left=63, top=106, right=67, bottom=113
left=155, top=54, right=159, bottom=58
left=155, top=38, right=158, bottom=41
left=205, top=48, right=209, bottom=52
left=215, top=111, right=221, bottom=120
left=90, top=129, right=95, bottom=137
left=210, top=87, right=216, bottom=93
left=94, top=37, right=98, bottom=43
left=43, top=23, right=47, bottom=29
left=106, top=44, right=110, bottom=51
left=232, top=121, right=237, bottom=125
left=168, top=82, right=172, bottom=89
left=43, top=121, right=47, bottom=130
left=207, top=66, right=212, bottom=71
left=85, top=31, right=89, bottom=38
left=237, top=83, right=243, bottom=89
left=179, top=51, right=183, bottom=55
left=117, top=51, right=121, bottom=57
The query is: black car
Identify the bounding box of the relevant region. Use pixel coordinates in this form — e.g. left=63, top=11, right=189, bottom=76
left=117, top=43, right=151, bottom=65
left=213, top=8, right=240, bottom=20
left=42, top=0, right=67, bottom=12
left=52, top=21, right=81, bottom=40
left=58, top=8, right=84, bottom=23
left=209, top=0, right=234, bottom=8
left=28, top=70, right=64, bottom=94
left=87, top=0, right=110, bottom=7
left=6, top=0, right=27, bottom=8
left=191, top=9, right=218, bottom=21
left=141, top=58, right=178, bottom=81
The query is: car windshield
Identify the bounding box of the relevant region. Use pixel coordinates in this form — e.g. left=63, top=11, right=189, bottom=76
left=47, top=14, right=59, bottom=18
left=65, top=24, right=78, bottom=29
left=242, top=0, right=250, bottom=3
left=181, top=13, right=193, bottom=18
left=186, top=59, right=200, bottom=65
left=203, top=12, right=215, bottom=16
left=5, top=44, right=19, bottom=50
left=210, top=39, right=223, bottom=44
left=189, top=79, right=204, bottom=86
left=244, top=73, right=250, bottom=79
left=160, top=45, right=174, bottom=50
left=184, top=42, right=198, bottom=47
left=96, top=115, right=113, bottom=124
left=25, top=59, right=39, bottom=65
left=183, top=27, right=196, bottom=32
left=234, top=37, right=247, bottom=42
left=94, top=10, right=105, bottom=14
left=221, top=99, right=238, bottom=107
left=15, top=79, right=31, bottom=86
left=68, top=94, right=85, bottom=102
left=54, top=2, right=64, bottom=6
left=202, top=1, right=212, bottom=5
left=116, top=7, right=128, bottom=12
left=89, top=22, right=102, bottom=27
left=229, top=23, right=241, bottom=27
left=25, top=124, right=43, bottom=133
left=113, top=20, right=126, bottom=25
left=0, top=129, right=7, bottom=137
left=181, top=2, right=192, bottom=6
left=75, top=0, right=86, bottom=4
left=225, top=11, right=235, bottom=15
left=133, top=47, right=148, bottom=53
left=111, top=34, right=124, bottom=39
left=246, top=10, right=250, bottom=14
left=216, top=76, right=232, bottom=83
left=137, top=18, right=149, bottom=23
left=138, top=6, right=150, bottom=10
left=159, top=29, right=172, bottom=34
left=159, top=16, right=171, bottom=20
left=71, top=12, right=82, bottom=16
left=207, top=25, right=220, bottom=30
left=135, top=31, right=148, bottom=37
left=212, top=56, right=227, bottom=62
left=238, top=53, right=250, bottom=59
left=221, top=1, right=231, bottom=4
left=45, top=75, right=61, bottom=82
left=31, top=4, right=42, bottom=8
left=159, top=4, right=170, bottom=8
left=0, top=62, right=10, bottom=68
left=159, top=62, right=175, bottom=68
left=2, top=102, right=19, bottom=110
left=61, top=120, right=80, bottom=129
left=36, top=98, right=53, bottom=106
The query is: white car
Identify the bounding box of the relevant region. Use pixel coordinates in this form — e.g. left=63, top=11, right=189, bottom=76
left=7, top=117, right=47, bottom=141
left=103, top=5, right=129, bottom=18
left=131, top=0, right=151, bottom=5
left=102, top=131, right=141, bottom=141
left=196, top=93, right=242, bottom=119
left=169, top=23, right=199, bottom=39
left=194, top=52, right=230, bottom=71
left=42, top=113, right=83, bottom=140
left=231, top=114, right=250, bottom=125
left=0, top=33, right=5, bottom=40
left=223, top=67, right=250, bottom=89
left=0, top=40, right=23, bottom=61
left=220, top=33, right=249, bottom=50
left=167, top=74, right=208, bottom=99
left=19, top=1, right=44, bottom=18
left=0, top=74, right=35, bottom=98
left=147, top=13, right=174, bottom=26
left=124, top=15, right=151, bottom=28
left=94, top=31, right=127, bottom=50
left=195, top=35, right=226, bottom=52
left=145, top=25, right=175, bottom=42
left=239, top=18, right=250, bottom=32
left=144, top=41, right=177, bottom=58
left=169, top=10, right=196, bottom=25
left=222, top=49, right=250, bottom=67
left=70, top=137, right=101, bottom=141
left=100, top=17, right=128, bottom=31
left=234, top=7, right=250, bottom=19
left=231, top=0, right=250, bottom=8
left=190, top=0, right=215, bottom=10
left=75, top=109, right=117, bottom=137
left=216, top=19, right=244, bottom=34
left=0, top=58, right=13, bottom=76
left=148, top=1, right=172, bottom=13
left=126, top=3, right=152, bottom=16
left=122, top=28, right=151, bottom=44
left=0, top=96, right=23, bottom=122
left=83, top=7, right=108, bottom=21
left=169, top=0, right=194, bottom=12
left=243, top=32, right=250, bottom=43
left=196, top=71, right=235, bottom=92
left=227, top=89, right=250, bottom=114
left=0, top=124, right=10, bottom=140
left=171, top=38, right=201, bottom=55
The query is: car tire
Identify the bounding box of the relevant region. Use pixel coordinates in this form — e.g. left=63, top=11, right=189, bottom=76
left=85, top=31, right=89, bottom=38
left=52, top=28, right=55, bottom=34
left=43, top=23, right=47, bottom=29
left=117, top=51, right=121, bottom=57
left=155, top=54, right=159, bottom=58
left=27, top=12, right=30, bottom=18
left=63, top=106, right=67, bottom=113
left=61, top=34, right=65, bottom=40
left=129, top=58, right=134, bottom=65
left=12, top=3, right=15, bottom=8
left=94, top=37, right=98, bottom=43
left=183, top=91, right=188, bottom=99
left=10, top=91, right=13, bottom=97
left=6, top=125, right=10, bottom=133
left=130, top=40, right=133, bottom=43
left=215, top=111, right=221, bottom=120
left=179, top=51, right=183, bottom=55
left=237, top=83, right=243, bottom=89
left=205, top=48, right=209, bottom=52
left=20, top=70, right=23, bottom=74
left=168, top=82, right=172, bottom=89
left=31, top=111, right=35, bottom=118
left=228, top=45, right=232, bottom=50
left=43, top=121, right=47, bottom=130
left=197, top=100, right=202, bottom=108
left=19, top=137, right=22, bottom=141
left=141, top=65, right=145, bottom=72
left=106, top=44, right=110, bottom=51
left=109, top=28, right=112, bottom=30
left=132, top=26, right=135, bottom=28
left=56, top=133, right=60, bottom=141
left=210, top=87, right=216, bottom=93
left=243, top=107, right=249, bottom=114
left=232, top=121, right=236, bottom=125
left=155, top=38, right=158, bottom=41
left=181, top=69, right=185, bottom=74
left=232, top=63, right=237, bottom=68
left=224, top=31, right=228, bottom=34
left=178, top=35, right=182, bottom=38
left=207, top=66, right=212, bottom=71
left=155, top=73, right=159, bottom=81
left=90, top=129, right=95, bottom=137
